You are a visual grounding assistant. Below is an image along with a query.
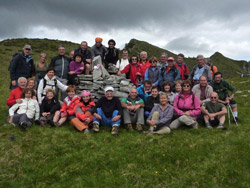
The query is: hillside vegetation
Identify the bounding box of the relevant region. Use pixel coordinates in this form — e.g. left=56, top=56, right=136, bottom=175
left=0, top=38, right=250, bottom=188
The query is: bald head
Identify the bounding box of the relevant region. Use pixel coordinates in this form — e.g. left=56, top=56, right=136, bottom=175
left=129, top=88, right=138, bottom=100
left=210, top=92, right=218, bottom=104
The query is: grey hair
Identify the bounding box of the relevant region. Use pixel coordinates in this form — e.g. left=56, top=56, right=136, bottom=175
left=140, top=51, right=147, bottom=56
left=159, top=91, right=168, bottom=98
left=18, top=77, right=27, bottom=84
left=161, top=52, right=168, bottom=57
left=197, top=54, right=204, bottom=59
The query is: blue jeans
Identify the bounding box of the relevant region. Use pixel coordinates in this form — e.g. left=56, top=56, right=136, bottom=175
left=93, top=108, right=120, bottom=127
left=144, top=111, right=150, bottom=118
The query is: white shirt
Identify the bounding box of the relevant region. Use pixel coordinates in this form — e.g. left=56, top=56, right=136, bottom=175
left=116, top=58, right=129, bottom=71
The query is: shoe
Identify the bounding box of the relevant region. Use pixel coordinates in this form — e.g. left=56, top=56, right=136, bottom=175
left=40, top=121, right=46, bottom=127
left=234, top=117, right=239, bottom=123
left=92, top=122, right=100, bottom=133
left=142, top=130, right=154, bottom=135
left=49, top=120, right=55, bottom=127
left=217, top=125, right=227, bottom=130
left=111, top=125, right=119, bottom=135
left=136, top=124, right=143, bottom=132
left=126, top=124, right=133, bottom=131
left=84, top=129, right=90, bottom=134
left=206, top=125, right=213, bottom=129
left=54, top=122, right=60, bottom=127
left=19, top=122, right=27, bottom=131
left=192, top=121, right=199, bottom=129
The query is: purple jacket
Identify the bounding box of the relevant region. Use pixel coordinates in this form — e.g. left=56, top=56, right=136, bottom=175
left=69, top=61, right=84, bottom=75
left=147, top=104, right=174, bottom=126
left=174, top=92, right=201, bottom=119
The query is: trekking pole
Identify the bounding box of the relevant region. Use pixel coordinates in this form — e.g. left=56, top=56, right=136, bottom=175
left=227, top=103, right=231, bottom=125
left=228, top=104, right=238, bottom=126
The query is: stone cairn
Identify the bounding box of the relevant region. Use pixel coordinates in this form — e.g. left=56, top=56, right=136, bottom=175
left=77, top=64, right=133, bottom=101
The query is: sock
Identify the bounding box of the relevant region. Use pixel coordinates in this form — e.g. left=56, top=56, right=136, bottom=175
left=233, top=112, right=238, bottom=117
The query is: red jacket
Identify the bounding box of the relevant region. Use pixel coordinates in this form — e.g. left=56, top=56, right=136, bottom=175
left=121, top=63, right=143, bottom=86
left=174, top=62, right=189, bottom=80
left=139, top=61, right=151, bottom=80
left=7, top=87, right=23, bottom=107
left=76, top=99, right=95, bottom=121
left=60, top=96, right=80, bottom=116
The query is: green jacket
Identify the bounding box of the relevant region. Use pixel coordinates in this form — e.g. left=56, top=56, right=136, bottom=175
left=211, top=79, right=236, bottom=100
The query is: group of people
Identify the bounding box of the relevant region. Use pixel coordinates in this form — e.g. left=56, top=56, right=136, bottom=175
left=6, top=38, right=239, bottom=135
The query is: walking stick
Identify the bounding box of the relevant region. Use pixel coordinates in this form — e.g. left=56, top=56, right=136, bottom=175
left=227, top=104, right=231, bottom=125
left=228, top=103, right=238, bottom=125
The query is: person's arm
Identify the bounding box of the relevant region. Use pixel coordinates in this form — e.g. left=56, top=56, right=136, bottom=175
left=188, top=66, right=195, bottom=81
left=9, top=103, right=19, bottom=117
left=34, top=100, right=40, bottom=120
left=37, top=79, right=44, bottom=104
left=144, top=69, right=149, bottom=81
left=147, top=105, right=157, bottom=122
left=49, top=57, right=56, bottom=68
left=188, top=95, right=201, bottom=117
left=224, top=80, right=236, bottom=98
left=7, top=90, right=16, bottom=106
left=173, top=95, right=184, bottom=116
left=57, top=79, right=68, bottom=92
left=120, top=64, right=129, bottom=74
left=174, top=68, right=181, bottom=81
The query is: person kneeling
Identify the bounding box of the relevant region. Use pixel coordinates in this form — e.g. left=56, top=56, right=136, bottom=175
left=201, top=92, right=227, bottom=129
left=121, top=88, right=144, bottom=132
left=9, top=88, right=40, bottom=131
left=146, top=92, right=173, bottom=135
left=53, top=85, right=80, bottom=127
left=92, top=86, right=122, bottom=135
left=71, top=90, right=95, bottom=133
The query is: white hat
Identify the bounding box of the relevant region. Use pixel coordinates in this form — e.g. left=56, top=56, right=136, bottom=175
left=104, top=86, right=114, bottom=93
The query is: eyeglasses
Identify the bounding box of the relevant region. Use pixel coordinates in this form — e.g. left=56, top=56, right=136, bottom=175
left=25, top=48, right=31, bottom=51
left=210, top=97, right=217, bottom=99
left=183, top=85, right=190, bottom=88
left=132, top=58, right=137, bottom=60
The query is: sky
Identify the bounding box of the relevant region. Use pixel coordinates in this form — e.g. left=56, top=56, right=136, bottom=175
left=1, top=0, right=250, bottom=60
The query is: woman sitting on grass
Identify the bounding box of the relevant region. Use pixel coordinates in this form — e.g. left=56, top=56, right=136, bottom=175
left=40, top=89, right=61, bottom=126
left=169, top=80, right=201, bottom=129
left=53, top=85, right=80, bottom=127
left=162, top=81, right=175, bottom=105
left=145, top=92, right=174, bottom=135
left=71, top=90, right=95, bottom=133
left=9, top=88, right=40, bottom=131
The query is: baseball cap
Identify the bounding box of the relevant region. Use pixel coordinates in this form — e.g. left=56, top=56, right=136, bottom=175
left=167, top=57, right=175, bottom=61
left=104, top=86, right=114, bottom=93
left=24, top=44, right=31, bottom=50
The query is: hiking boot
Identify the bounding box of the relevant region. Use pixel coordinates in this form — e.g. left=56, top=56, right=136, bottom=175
left=92, top=122, right=100, bottom=133
left=136, top=124, right=143, bottom=132
left=40, top=121, right=46, bottom=127
left=192, top=121, right=199, bottom=129
left=217, top=125, right=227, bottom=130
left=111, top=125, right=119, bottom=135
left=126, top=123, right=133, bottom=131
left=206, top=125, right=213, bottom=129
left=234, top=117, right=239, bottom=123
left=84, top=129, right=90, bottom=134
left=19, top=122, right=27, bottom=131
left=143, top=130, right=154, bottom=135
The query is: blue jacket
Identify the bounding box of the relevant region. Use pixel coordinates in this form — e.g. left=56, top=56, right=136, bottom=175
left=137, top=85, right=151, bottom=102
left=159, top=66, right=180, bottom=86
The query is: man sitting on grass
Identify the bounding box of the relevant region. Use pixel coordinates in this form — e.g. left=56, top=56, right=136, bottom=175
left=201, top=92, right=227, bottom=129
left=92, top=86, right=122, bottom=135
left=121, top=87, right=144, bottom=132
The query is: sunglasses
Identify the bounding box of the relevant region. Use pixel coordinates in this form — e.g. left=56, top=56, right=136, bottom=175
left=183, top=85, right=190, bottom=87
left=210, top=97, right=217, bottom=99
left=132, top=58, right=137, bottom=60
left=25, top=48, right=31, bottom=50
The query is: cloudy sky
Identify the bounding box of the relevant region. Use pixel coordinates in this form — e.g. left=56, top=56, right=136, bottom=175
left=1, top=0, right=250, bottom=60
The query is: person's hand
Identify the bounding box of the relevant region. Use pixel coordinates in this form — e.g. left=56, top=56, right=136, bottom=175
left=94, top=113, right=102, bottom=120
left=208, top=113, right=215, bottom=120
left=117, top=71, right=121, bottom=75
left=136, top=72, right=141, bottom=76
left=68, top=71, right=75, bottom=75
left=152, top=84, right=156, bottom=87
left=32, top=96, right=37, bottom=100
left=184, top=111, right=191, bottom=116
left=112, top=115, right=120, bottom=122
left=86, top=59, right=92, bottom=64
left=225, top=98, right=230, bottom=104
left=148, top=120, right=156, bottom=126
left=200, top=100, right=204, bottom=105
left=16, top=99, right=22, bottom=104
left=42, top=112, right=47, bottom=117
left=9, top=116, right=13, bottom=124
left=11, top=80, right=16, bottom=86
left=79, top=67, right=84, bottom=71
left=60, top=112, right=68, bottom=118
left=134, top=105, right=141, bottom=111
left=85, top=117, right=91, bottom=124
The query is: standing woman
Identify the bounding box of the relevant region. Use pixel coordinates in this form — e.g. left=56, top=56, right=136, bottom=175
left=9, top=88, right=40, bottom=131
left=35, top=53, right=48, bottom=86
left=170, top=80, right=201, bottom=129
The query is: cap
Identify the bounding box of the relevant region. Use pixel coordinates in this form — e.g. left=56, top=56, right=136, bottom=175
left=95, top=37, right=103, bottom=42
left=81, top=90, right=91, bottom=97
left=24, top=44, right=31, bottom=50
left=104, top=86, right=114, bottom=93
left=167, top=57, right=175, bottom=61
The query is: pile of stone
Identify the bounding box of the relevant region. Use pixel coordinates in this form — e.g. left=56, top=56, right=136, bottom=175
left=77, top=73, right=133, bottom=101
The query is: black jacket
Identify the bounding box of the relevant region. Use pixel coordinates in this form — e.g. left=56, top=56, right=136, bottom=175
left=104, top=48, right=119, bottom=65
left=93, top=96, right=122, bottom=118
left=40, top=97, right=61, bottom=115
left=10, top=52, right=34, bottom=80
left=74, top=48, right=92, bottom=64
left=145, top=95, right=160, bottom=112
left=49, top=55, right=70, bottom=79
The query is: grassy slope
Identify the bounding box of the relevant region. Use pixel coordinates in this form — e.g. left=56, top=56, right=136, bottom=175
left=0, top=39, right=250, bottom=188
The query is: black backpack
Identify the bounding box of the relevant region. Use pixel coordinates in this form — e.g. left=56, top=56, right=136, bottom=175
left=43, top=78, right=57, bottom=90
left=8, top=53, right=20, bottom=71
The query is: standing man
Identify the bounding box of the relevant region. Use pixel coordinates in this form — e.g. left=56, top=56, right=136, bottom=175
left=116, top=49, right=129, bottom=71
left=138, top=51, right=151, bottom=81
left=211, top=72, right=238, bottom=122
left=202, top=92, right=227, bottom=129
left=159, top=57, right=180, bottom=87
left=10, top=44, right=34, bottom=90
left=158, top=53, right=168, bottom=68
left=49, top=45, right=70, bottom=100
left=104, top=39, right=119, bottom=69
left=189, top=55, right=212, bottom=85
left=192, top=76, right=213, bottom=105
left=74, top=41, right=92, bottom=74
left=92, top=86, right=122, bottom=135
left=91, top=37, right=107, bottom=66
left=121, top=88, right=144, bottom=132
left=174, top=53, right=189, bottom=80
